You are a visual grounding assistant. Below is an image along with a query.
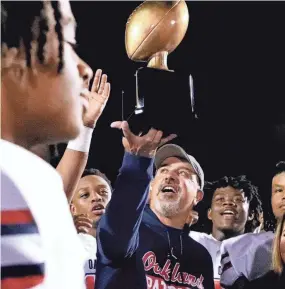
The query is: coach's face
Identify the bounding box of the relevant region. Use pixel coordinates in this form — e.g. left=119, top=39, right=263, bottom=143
left=149, top=157, right=203, bottom=220
left=208, top=186, right=250, bottom=234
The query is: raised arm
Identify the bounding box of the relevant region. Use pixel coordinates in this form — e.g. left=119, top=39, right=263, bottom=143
left=56, top=69, right=110, bottom=201
left=97, top=121, right=177, bottom=261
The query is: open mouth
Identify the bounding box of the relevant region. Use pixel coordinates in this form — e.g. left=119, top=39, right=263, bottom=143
left=161, top=185, right=177, bottom=194
left=221, top=209, right=237, bottom=218
left=91, top=204, right=105, bottom=215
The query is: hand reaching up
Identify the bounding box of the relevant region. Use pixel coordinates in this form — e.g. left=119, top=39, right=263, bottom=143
left=111, top=121, right=177, bottom=158
left=82, top=69, right=111, bottom=128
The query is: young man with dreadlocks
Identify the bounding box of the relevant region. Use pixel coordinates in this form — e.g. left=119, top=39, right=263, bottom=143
left=189, top=175, right=263, bottom=289
left=220, top=161, right=285, bottom=289
left=1, top=1, right=110, bottom=288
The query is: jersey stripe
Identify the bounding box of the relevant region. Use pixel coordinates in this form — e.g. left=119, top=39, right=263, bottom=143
left=1, top=234, right=45, bottom=267
left=1, top=210, right=35, bottom=225
left=1, top=263, right=44, bottom=279
left=1, top=223, right=39, bottom=236
left=1, top=275, right=44, bottom=289
left=1, top=170, right=45, bottom=289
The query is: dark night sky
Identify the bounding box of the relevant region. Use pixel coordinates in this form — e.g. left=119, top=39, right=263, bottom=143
left=57, top=1, right=285, bottom=211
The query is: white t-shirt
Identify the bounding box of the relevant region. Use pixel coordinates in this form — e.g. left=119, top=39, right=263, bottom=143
left=190, top=231, right=222, bottom=289
left=219, top=231, right=274, bottom=287
left=1, top=139, right=85, bottom=289
left=78, top=233, right=97, bottom=289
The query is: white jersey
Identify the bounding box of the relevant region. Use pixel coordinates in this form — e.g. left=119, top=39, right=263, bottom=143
left=78, top=233, right=97, bottom=289
left=219, top=231, right=274, bottom=287
left=190, top=231, right=222, bottom=289
left=1, top=139, right=85, bottom=289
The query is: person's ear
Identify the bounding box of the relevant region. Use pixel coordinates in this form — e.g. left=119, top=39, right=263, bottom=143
left=149, top=179, right=154, bottom=192
left=207, top=208, right=213, bottom=221
left=193, top=189, right=204, bottom=206
left=248, top=211, right=254, bottom=221
left=70, top=203, right=77, bottom=215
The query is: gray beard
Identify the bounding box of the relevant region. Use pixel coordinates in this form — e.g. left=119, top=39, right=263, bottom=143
left=154, top=197, right=181, bottom=218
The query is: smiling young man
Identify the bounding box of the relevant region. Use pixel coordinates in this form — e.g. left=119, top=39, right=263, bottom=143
left=190, top=176, right=262, bottom=289
left=96, top=131, right=215, bottom=289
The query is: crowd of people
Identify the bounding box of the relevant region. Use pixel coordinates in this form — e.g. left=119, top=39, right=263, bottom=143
left=1, top=1, right=284, bottom=289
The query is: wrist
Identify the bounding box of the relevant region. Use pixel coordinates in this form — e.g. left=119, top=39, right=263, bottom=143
left=83, top=114, right=100, bottom=128
left=122, top=152, right=154, bottom=174
left=67, top=126, right=94, bottom=153
left=83, top=120, right=96, bottom=129
left=125, top=149, right=156, bottom=159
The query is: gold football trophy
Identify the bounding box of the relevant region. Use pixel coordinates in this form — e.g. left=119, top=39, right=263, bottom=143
left=125, top=0, right=189, bottom=71
left=123, top=0, right=196, bottom=140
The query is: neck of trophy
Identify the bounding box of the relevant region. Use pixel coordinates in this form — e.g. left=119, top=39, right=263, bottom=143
left=147, top=51, right=173, bottom=71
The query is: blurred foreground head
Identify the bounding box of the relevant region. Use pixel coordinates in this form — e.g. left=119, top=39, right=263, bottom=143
left=1, top=1, right=93, bottom=149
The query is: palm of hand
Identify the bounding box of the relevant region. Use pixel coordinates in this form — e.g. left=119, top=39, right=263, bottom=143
left=82, top=69, right=110, bottom=128
left=112, top=121, right=177, bottom=158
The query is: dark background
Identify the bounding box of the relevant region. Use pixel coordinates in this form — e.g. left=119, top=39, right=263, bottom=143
left=57, top=1, right=284, bottom=216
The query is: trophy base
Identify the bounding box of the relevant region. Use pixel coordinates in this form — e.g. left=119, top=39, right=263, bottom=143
left=128, top=67, right=197, bottom=141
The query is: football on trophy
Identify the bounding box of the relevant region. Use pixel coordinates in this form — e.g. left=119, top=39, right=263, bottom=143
left=125, top=0, right=189, bottom=62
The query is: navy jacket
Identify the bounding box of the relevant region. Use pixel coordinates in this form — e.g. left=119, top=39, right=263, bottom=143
left=96, top=152, right=214, bottom=289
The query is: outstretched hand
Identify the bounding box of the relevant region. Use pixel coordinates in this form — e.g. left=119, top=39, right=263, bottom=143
left=82, top=69, right=111, bottom=128
left=110, top=121, right=177, bottom=158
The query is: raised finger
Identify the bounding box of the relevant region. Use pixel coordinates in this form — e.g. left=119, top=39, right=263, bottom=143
left=73, top=214, right=88, bottom=220
left=77, top=226, right=90, bottom=234
left=102, top=82, right=110, bottom=99
left=74, top=220, right=93, bottom=229
left=110, top=121, right=123, bottom=129
left=91, top=69, right=102, bottom=93
left=144, top=128, right=158, bottom=142
left=159, top=134, right=177, bottom=146
left=98, top=74, right=107, bottom=95
left=121, top=121, right=136, bottom=140
left=152, top=130, right=163, bottom=145
left=110, top=121, right=136, bottom=140
left=74, top=219, right=93, bottom=228
left=74, top=216, right=93, bottom=224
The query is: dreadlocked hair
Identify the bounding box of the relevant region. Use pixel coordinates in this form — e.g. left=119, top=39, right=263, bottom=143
left=203, top=175, right=263, bottom=233
left=1, top=1, right=64, bottom=72
left=82, top=168, right=113, bottom=192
